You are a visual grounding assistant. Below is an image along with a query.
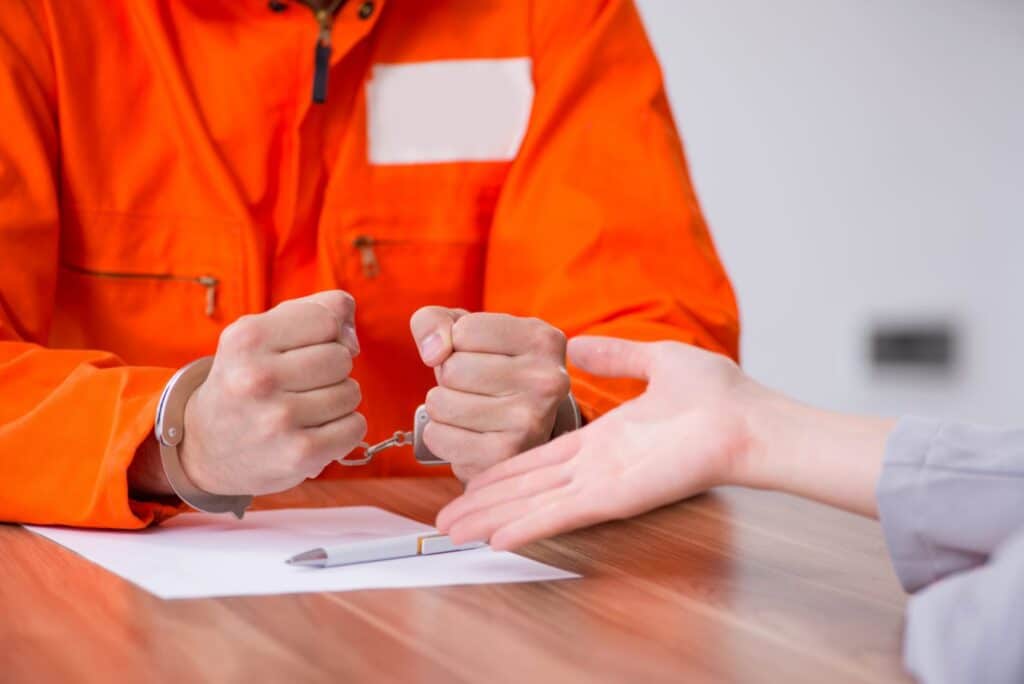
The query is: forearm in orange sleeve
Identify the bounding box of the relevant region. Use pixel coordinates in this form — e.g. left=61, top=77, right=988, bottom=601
left=0, top=342, right=183, bottom=528
left=0, top=3, right=184, bottom=528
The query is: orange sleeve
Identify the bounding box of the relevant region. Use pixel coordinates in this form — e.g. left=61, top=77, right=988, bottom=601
left=0, top=2, right=180, bottom=528
left=484, top=0, right=740, bottom=420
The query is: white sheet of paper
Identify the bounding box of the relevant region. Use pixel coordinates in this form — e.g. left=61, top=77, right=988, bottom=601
left=25, top=507, right=578, bottom=599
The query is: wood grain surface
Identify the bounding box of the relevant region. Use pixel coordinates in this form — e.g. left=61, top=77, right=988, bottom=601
left=0, top=479, right=910, bottom=683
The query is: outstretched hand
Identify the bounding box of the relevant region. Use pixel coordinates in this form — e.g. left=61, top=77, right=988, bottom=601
left=436, top=336, right=757, bottom=550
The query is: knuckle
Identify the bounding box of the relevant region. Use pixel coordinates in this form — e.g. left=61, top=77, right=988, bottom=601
left=264, top=402, right=296, bottom=434
left=420, top=304, right=447, bottom=317
left=288, top=433, right=319, bottom=466
left=439, top=354, right=463, bottom=386
left=221, top=316, right=263, bottom=353
left=451, top=312, right=490, bottom=347
left=449, top=314, right=469, bottom=345
left=310, top=291, right=354, bottom=324
left=555, top=369, right=572, bottom=396
left=333, top=344, right=354, bottom=370
left=535, top=366, right=571, bottom=399
left=344, top=377, right=362, bottom=401
left=422, top=421, right=446, bottom=454
left=424, top=386, right=446, bottom=418
left=411, top=305, right=444, bottom=332
left=323, top=290, right=355, bottom=310
left=506, top=402, right=535, bottom=434
left=309, top=308, right=340, bottom=342
left=353, top=412, right=369, bottom=441
left=533, top=322, right=567, bottom=355
left=339, top=412, right=368, bottom=445
left=227, top=363, right=275, bottom=398
left=322, top=315, right=342, bottom=342
left=338, top=380, right=362, bottom=413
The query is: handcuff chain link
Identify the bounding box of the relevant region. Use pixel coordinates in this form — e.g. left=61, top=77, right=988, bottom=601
left=339, top=430, right=413, bottom=467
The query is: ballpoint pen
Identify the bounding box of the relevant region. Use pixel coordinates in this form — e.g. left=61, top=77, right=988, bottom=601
left=286, top=531, right=485, bottom=568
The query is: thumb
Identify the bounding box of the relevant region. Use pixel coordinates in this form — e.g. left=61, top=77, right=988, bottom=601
left=568, top=336, right=656, bottom=381
left=305, top=290, right=359, bottom=356
left=410, top=306, right=468, bottom=367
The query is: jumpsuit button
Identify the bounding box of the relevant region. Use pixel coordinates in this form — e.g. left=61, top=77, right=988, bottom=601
left=358, top=1, right=375, bottom=20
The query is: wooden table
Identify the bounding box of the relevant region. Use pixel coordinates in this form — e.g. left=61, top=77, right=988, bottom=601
left=0, top=479, right=910, bottom=683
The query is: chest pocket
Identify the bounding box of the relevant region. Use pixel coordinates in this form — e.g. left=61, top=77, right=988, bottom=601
left=339, top=200, right=494, bottom=336
left=50, top=210, right=248, bottom=368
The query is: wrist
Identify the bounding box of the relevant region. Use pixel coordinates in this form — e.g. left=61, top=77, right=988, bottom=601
left=177, top=394, right=216, bottom=494
left=155, top=356, right=251, bottom=517
left=724, top=381, right=806, bottom=491
left=728, top=381, right=897, bottom=517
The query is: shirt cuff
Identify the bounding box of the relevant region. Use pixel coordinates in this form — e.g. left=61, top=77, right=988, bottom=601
left=876, top=416, right=945, bottom=593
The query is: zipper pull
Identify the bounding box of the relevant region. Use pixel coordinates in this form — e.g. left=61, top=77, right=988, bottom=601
left=312, top=9, right=333, bottom=104
left=197, top=276, right=219, bottom=317
left=353, top=235, right=380, bottom=279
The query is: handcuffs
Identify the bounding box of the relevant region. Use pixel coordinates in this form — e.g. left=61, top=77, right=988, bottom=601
left=155, top=356, right=582, bottom=517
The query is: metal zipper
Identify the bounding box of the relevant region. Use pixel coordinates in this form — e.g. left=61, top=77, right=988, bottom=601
left=352, top=234, right=382, bottom=278
left=352, top=234, right=485, bottom=279
left=63, top=263, right=220, bottom=317
left=301, top=0, right=348, bottom=104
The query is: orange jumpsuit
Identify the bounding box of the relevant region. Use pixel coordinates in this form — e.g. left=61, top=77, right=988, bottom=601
left=0, top=0, right=738, bottom=528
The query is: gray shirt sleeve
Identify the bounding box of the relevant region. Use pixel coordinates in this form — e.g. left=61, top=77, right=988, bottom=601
left=902, top=527, right=1024, bottom=684
left=876, top=416, right=1024, bottom=593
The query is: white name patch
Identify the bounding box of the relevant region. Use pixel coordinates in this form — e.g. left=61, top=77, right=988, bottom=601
left=366, top=58, right=535, bottom=165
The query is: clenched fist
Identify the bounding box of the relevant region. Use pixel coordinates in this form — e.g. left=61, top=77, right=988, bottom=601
left=178, top=291, right=367, bottom=496
left=410, top=307, right=571, bottom=482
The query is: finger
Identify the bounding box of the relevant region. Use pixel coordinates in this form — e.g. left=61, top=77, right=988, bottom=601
left=299, top=411, right=369, bottom=474
left=288, top=378, right=362, bottom=428
left=240, top=299, right=345, bottom=352
left=422, top=421, right=517, bottom=476
left=445, top=487, right=573, bottom=546
left=303, top=290, right=359, bottom=356
left=488, top=495, right=612, bottom=551
left=410, top=306, right=469, bottom=366
left=567, top=336, right=656, bottom=381
left=424, top=386, right=516, bottom=433
left=436, top=459, right=573, bottom=533
left=451, top=313, right=566, bottom=358
left=275, top=343, right=352, bottom=391
left=465, top=430, right=582, bottom=492
left=437, top=351, right=526, bottom=396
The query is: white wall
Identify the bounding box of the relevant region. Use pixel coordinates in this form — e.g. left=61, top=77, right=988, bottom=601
left=636, top=0, right=1024, bottom=425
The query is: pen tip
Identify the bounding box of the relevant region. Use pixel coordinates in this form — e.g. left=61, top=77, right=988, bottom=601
left=286, top=548, right=327, bottom=566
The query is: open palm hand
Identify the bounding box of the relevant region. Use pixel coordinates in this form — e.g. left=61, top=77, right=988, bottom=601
left=436, top=337, right=755, bottom=550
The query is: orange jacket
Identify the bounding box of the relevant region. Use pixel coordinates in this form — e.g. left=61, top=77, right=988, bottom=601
left=0, top=0, right=738, bottom=529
